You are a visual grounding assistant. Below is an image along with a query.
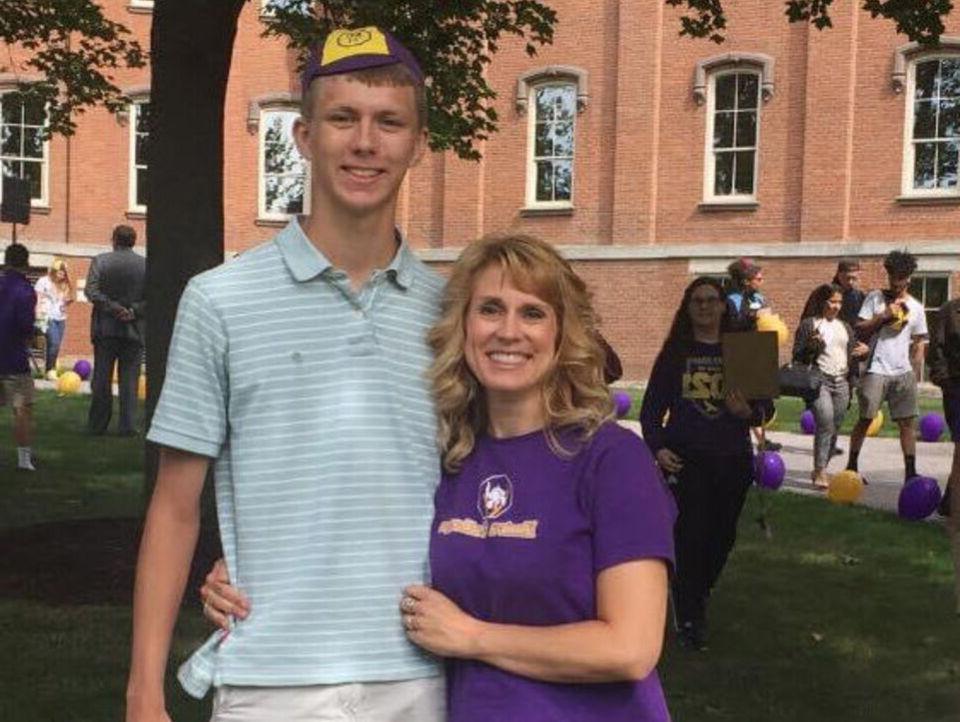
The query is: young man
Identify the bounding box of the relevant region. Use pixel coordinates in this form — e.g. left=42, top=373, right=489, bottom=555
left=928, top=294, right=960, bottom=611
left=126, top=28, right=445, bottom=722
left=86, top=224, right=146, bottom=436
left=845, top=250, right=928, bottom=483
left=832, top=257, right=866, bottom=329
left=0, top=243, right=38, bottom=471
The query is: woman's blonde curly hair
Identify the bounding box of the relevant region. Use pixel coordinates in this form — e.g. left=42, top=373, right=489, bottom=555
left=427, top=233, right=614, bottom=473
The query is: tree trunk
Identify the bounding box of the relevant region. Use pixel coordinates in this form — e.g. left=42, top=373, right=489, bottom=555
left=145, top=0, right=245, bottom=499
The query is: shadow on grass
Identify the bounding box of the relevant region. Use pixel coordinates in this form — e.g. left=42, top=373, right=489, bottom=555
left=0, top=518, right=221, bottom=606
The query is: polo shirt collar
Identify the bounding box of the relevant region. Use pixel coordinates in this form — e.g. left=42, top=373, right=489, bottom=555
left=277, top=217, right=416, bottom=289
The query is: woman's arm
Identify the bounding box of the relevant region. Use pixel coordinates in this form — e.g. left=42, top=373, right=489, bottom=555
left=403, top=558, right=668, bottom=683
left=639, top=348, right=677, bottom=454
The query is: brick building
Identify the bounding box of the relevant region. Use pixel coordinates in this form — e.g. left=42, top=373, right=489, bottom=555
left=2, top=0, right=958, bottom=379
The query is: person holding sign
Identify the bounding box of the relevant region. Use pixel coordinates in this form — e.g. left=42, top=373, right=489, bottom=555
left=641, top=277, right=772, bottom=652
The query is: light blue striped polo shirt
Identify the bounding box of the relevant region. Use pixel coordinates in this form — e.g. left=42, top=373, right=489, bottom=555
left=147, top=219, right=445, bottom=698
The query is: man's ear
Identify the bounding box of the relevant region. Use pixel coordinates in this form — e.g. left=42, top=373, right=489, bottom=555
left=409, top=127, right=429, bottom=169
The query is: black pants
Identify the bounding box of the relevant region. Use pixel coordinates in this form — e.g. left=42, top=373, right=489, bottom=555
left=671, top=451, right=753, bottom=625
left=88, top=337, right=142, bottom=434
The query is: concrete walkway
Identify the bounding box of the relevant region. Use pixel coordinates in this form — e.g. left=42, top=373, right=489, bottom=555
left=621, top=421, right=953, bottom=515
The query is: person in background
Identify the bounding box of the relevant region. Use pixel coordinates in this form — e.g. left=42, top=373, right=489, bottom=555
left=726, top=258, right=781, bottom=453
left=846, top=250, right=928, bottom=484
left=34, top=257, right=75, bottom=374
left=793, top=284, right=868, bottom=489
left=641, top=276, right=772, bottom=652
left=0, top=243, right=38, bottom=472
left=927, top=294, right=960, bottom=613
left=832, top=257, right=866, bottom=330
left=86, top=225, right=145, bottom=437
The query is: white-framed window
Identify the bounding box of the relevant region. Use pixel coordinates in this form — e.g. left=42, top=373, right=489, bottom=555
left=525, top=83, right=576, bottom=208
left=0, top=90, right=49, bottom=207
left=704, top=70, right=760, bottom=202
left=128, top=100, right=150, bottom=212
left=258, top=107, right=308, bottom=220
left=129, top=0, right=154, bottom=9
left=902, top=55, right=960, bottom=196
left=909, top=273, right=951, bottom=380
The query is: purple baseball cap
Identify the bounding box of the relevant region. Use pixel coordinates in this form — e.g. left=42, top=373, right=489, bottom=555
left=301, top=26, right=424, bottom=95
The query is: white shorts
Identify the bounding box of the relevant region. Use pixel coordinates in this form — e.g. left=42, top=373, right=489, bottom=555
left=210, top=675, right=445, bottom=722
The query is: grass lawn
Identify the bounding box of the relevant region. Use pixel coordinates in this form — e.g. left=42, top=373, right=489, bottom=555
left=1, top=391, right=958, bottom=721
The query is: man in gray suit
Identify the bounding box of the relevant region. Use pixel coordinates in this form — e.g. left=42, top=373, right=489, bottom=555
left=86, top=224, right=146, bottom=435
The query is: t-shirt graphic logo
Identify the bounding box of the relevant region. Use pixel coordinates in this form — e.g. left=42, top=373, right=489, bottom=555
left=477, top=475, right=513, bottom=521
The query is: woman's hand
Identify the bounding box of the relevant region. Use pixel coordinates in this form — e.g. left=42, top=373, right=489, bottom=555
left=401, top=585, right=483, bottom=658
left=724, top=389, right=753, bottom=420
left=654, top=448, right=683, bottom=474
left=199, top=558, right=250, bottom=631
left=852, top=341, right=870, bottom=358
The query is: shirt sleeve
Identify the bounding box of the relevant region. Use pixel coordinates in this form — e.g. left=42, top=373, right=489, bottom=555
left=912, top=299, right=929, bottom=338
left=147, top=278, right=228, bottom=458
left=584, top=428, right=677, bottom=574
left=859, top=291, right=881, bottom=321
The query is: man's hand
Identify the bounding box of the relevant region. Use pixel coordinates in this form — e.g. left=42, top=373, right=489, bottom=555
left=724, top=389, right=753, bottom=420
left=655, top=448, right=684, bottom=474
left=125, top=691, right=172, bottom=722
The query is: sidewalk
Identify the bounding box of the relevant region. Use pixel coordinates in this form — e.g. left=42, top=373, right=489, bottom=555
left=621, top=421, right=953, bottom=515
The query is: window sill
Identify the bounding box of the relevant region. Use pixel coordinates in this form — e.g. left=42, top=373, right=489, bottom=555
left=698, top=200, right=759, bottom=212
left=127, top=3, right=153, bottom=14
left=255, top=217, right=290, bottom=228
left=519, top=205, right=575, bottom=217
left=125, top=209, right=147, bottom=220
left=28, top=204, right=51, bottom=215
left=895, top=194, right=960, bottom=206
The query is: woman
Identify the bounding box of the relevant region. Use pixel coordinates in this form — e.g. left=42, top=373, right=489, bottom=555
left=203, top=234, right=677, bottom=721
left=640, top=277, right=771, bottom=652
left=34, top=257, right=74, bottom=373
left=793, top=283, right=869, bottom=488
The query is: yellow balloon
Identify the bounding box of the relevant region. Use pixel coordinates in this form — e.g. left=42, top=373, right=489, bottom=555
left=828, top=470, right=864, bottom=504
left=137, top=375, right=147, bottom=401
left=57, top=370, right=82, bottom=395
left=756, top=313, right=789, bottom=346
left=866, top=410, right=884, bottom=437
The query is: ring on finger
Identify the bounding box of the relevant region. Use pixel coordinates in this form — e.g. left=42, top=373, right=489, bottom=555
left=401, top=596, right=416, bottom=613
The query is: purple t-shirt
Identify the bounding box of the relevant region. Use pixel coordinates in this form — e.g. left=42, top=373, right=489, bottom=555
left=430, top=422, right=677, bottom=722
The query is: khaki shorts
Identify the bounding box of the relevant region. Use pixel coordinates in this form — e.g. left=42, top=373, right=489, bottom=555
left=857, top=371, right=918, bottom=421
left=210, top=675, right=445, bottom=722
left=0, top=374, right=34, bottom=409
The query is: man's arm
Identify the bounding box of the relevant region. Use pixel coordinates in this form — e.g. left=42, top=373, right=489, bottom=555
left=126, top=448, right=210, bottom=722
left=85, top=256, right=127, bottom=318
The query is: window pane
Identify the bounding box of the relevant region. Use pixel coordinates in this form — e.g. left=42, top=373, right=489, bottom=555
left=136, top=104, right=151, bottom=134
left=534, top=122, right=552, bottom=157
left=21, top=96, right=45, bottom=126
left=1, top=160, right=18, bottom=177
left=735, top=111, right=757, bottom=147
left=939, top=98, right=960, bottom=138
left=714, top=151, right=734, bottom=195
left=23, top=128, right=43, bottom=159
left=136, top=133, right=149, bottom=165
left=536, top=86, right=573, bottom=120
left=713, top=111, right=734, bottom=148
left=265, top=175, right=304, bottom=215
left=937, top=140, right=958, bottom=188
left=734, top=150, right=755, bottom=194
left=0, top=96, right=19, bottom=124
left=927, top=277, right=949, bottom=308
left=552, top=121, right=574, bottom=157
left=536, top=161, right=553, bottom=201
left=136, top=169, right=148, bottom=207
left=737, top=74, right=759, bottom=109
left=554, top=87, right=575, bottom=120
left=715, top=75, right=736, bottom=110
left=916, top=60, right=939, bottom=100
left=914, top=99, right=937, bottom=139
left=941, top=58, right=960, bottom=98
left=909, top=277, right=923, bottom=301
left=22, top=160, right=41, bottom=198
left=553, top=160, right=572, bottom=201
left=914, top=142, right=937, bottom=188
left=1, top=126, right=20, bottom=156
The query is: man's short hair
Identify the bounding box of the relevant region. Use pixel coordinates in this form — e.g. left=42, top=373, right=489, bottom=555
left=727, top=257, right=762, bottom=285
left=882, top=249, right=917, bottom=280
left=836, top=258, right=861, bottom=274
left=112, top=225, right=137, bottom=248
left=3, top=243, right=28, bottom=269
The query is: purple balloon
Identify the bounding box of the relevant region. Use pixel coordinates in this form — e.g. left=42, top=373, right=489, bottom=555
left=613, top=391, right=631, bottom=419
left=73, top=359, right=92, bottom=380
left=800, top=409, right=816, bottom=435
left=919, top=413, right=946, bottom=443
left=754, top=451, right=786, bottom=490
left=898, top=476, right=943, bottom=521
